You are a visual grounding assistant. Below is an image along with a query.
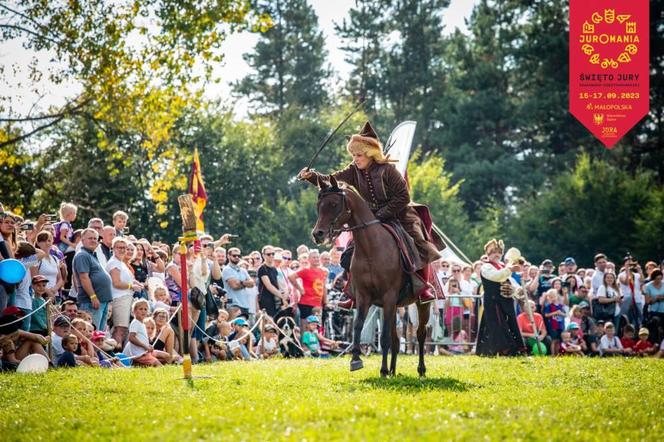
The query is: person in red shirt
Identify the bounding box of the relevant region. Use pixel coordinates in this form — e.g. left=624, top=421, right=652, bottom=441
left=633, top=327, right=657, bottom=356
left=289, top=250, right=329, bottom=324
left=620, top=324, right=637, bottom=355
left=517, top=300, right=550, bottom=354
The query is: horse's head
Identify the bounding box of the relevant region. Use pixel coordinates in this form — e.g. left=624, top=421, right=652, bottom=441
left=312, top=175, right=351, bottom=245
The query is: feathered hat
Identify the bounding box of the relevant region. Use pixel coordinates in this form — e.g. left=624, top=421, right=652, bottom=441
left=346, top=121, right=395, bottom=164
left=483, top=238, right=505, bottom=254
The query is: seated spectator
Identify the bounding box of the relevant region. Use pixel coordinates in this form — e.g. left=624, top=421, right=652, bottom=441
left=559, top=330, right=584, bottom=356
left=152, top=308, right=181, bottom=363
left=620, top=324, right=637, bottom=355
left=228, top=317, right=252, bottom=360
left=566, top=323, right=587, bottom=353
left=71, top=318, right=100, bottom=366
left=0, top=307, right=50, bottom=367
left=517, top=300, right=550, bottom=354
left=57, top=335, right=79, bottom=368
left=446, top=317, right=469, bottom=355
left=256, top=324, right=280, bottom=359
left=633, top=328, right=657, bottom=356
left=301, top=315, right=340, bottom=357
left=143, top=317, right=172, bottom=364
left=599, top=322, right=624, bottom=357
left=123, top=299, right=161, bottom=367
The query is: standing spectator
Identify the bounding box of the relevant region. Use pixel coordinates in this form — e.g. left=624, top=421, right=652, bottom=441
left=87, top=218, right=104, bottom=236
left=327, top=248, right=344, bottom=286
left=222, top=248, right=256, bottom=318
left=644, top=269, right=664, bottom=326
left=591, top=253, right=608, bottom=296
left=542, top=289, right=565, bottom=355
left=35, top=231, right=63, bottom=300
left=13, top=242, right=41, bottom=330
left=619, top=255, right=645, bottom=329
left=107, top=237, right=143, bottom=347
left=165, top=244, right=183, bottom=304
left=535, top=259, right=555, bottom=306
left=289, top=250, right=328, bottom=323
left=112, top=210, right=129, bottom=237
left=73, top=228, right=113, bottom=331
left=29, top=275, right=49, bottom=336
left=96, top=226, right=116, bottom=269
left=257, top=245, right=287, bottom=318
left=594, top=272, right=621, bottom=328
left=60, top=300, right=78, bottom=321
left=561, top=257, right=583, bottom=288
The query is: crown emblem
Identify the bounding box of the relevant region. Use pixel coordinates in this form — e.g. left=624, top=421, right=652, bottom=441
left=593, top=114, right=604, bottom=126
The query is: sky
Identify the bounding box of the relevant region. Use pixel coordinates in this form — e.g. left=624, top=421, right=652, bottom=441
left=0, top=0, right=477, bottom=118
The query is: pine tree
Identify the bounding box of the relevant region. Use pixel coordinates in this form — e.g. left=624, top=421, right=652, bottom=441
left=237, top=0, right=329, bottom=116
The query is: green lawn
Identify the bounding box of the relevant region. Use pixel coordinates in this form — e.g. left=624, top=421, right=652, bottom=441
left=1, top=356, right=662, bottom=441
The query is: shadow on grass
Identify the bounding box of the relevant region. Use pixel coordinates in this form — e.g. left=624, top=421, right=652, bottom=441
left=360, top=375, right=474, bottom=393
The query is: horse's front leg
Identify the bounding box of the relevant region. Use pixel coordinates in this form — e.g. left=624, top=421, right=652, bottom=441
left=351, top=295, right=370, bottom=371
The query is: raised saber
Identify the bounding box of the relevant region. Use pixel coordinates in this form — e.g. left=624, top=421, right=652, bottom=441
left=304, top=99, right=365, bottom=171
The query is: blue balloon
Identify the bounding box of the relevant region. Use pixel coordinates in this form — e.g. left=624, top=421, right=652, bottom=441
left=0, top=259, right=26, bottom=284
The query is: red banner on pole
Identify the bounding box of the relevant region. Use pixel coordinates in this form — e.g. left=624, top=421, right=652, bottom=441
left=569, top=0, right=649, bottom=149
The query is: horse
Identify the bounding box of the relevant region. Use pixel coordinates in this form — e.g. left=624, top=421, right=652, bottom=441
left=311, top=175, right=430, bottom=377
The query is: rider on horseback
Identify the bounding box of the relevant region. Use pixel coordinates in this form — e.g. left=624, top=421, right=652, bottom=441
left=298, top=121, right=438, bottom=306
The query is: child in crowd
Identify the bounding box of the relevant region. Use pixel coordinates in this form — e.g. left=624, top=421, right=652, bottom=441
left=566, top=323, right=587, bottom=353
left=124, top=299, right=161, bottom=367
left=633, top=328, right=657, bottom=356
left=567, top=305, right=584, bottom=339
left=57, top=335, right=79, bottom=368
left=143, top=317, right=172, bottom=364
left=447, top=317, right=468, bottom=355
left=599, top=322, right=624, bottom=357
left=29, top=275, right=49, bottom=336
left=218, top=309, right=229, bottom=322
left=54, top=202, right=77, bottom=253
left=301, top=315, right=340, bottom=357
left=620, top=324, right=637, bottom=355
left=208, top=321, right=241, bottom=361
left=559, top=331, right=584, bottom=356
left=542, top=289, right=566, bottom=355
left=257, top=324, right=280, bottom=359
left=50, top=316, right=71, bottom=360
left=71, top=318, right=99, bottom=366
left=149, top=284, right=172, bottom=313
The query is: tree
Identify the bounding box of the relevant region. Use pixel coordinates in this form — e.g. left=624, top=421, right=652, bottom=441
left=334, top=0, right=391, bottom=114
left=236, top=0, right=329, bottom=116
left=506, top=154, right=658, bottom=265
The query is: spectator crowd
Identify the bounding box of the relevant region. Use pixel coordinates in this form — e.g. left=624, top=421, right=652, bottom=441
left=1, top=202, right=663, bottom=371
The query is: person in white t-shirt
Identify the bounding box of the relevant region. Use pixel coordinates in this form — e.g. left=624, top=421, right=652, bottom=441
left=595, top=272, right=622, bottom=329
left=618, top=255, right=645, bottom=329
left=107, top=237, right=143, bottom=347
left=599, top=322, right=624, bottom=357
left=123, top=299, right=161, bottom=366
left=591, top=253, right=608, bottom=296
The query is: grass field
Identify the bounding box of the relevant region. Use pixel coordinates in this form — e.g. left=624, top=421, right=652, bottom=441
left=1, top=356, right=662, bottom=441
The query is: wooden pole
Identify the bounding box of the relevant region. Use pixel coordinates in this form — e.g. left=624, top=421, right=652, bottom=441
left=180, top=242, right=191, bottom=379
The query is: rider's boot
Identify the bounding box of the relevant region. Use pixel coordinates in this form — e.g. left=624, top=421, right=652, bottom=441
left=414, top=266, right=436, bottom=304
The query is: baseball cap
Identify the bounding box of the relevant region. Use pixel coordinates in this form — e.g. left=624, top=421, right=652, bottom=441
left=1, top=306, right=24, bottom=317
left=638, top=327, right=649, bottom=336
left=92, top=331, right=106, bottom=341
left=32, top=275, right=49, bottom=284
left=232, top=318, right=248, bottom=327
left=567, top=322, right=580, bottom=330
left=541, top=259, right=553, bottom=266
left=306, top=315, right=320, bottom=324
left=54, top=316, right=70, bottom=328
left=564, top=257, right=576, bottom=266
left=578, top=301, right=590, bottom=309
left=264, top=324, right=277, bottom=333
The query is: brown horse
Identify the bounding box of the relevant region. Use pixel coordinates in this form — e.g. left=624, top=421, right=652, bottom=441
left=311, top=176, right=430, bottom=377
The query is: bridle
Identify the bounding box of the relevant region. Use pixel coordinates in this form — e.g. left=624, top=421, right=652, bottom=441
left=317, top=188, right=380, bottom=240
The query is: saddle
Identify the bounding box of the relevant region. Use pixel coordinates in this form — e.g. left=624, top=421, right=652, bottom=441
left=339, top=220, right=420, bottom=274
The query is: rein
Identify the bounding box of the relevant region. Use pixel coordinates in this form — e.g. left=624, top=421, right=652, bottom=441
left=318, top=188, right=381, bottom=238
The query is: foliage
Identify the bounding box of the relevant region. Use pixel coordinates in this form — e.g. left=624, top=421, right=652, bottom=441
left=506, top=154, right=657, bottom=265
left=236, top=0, right=329, bottom=116
left=1, top=357, right=662, bottom=440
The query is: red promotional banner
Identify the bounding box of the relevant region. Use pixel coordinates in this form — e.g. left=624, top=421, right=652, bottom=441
left=569, top=0, right=649, bottom=148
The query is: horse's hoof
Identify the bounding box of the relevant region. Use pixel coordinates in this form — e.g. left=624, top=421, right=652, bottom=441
left=350, top=359, right=364, bottom=371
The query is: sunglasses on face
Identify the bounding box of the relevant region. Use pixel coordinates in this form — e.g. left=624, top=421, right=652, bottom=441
left=452, top=269, right=461, bottom=273
left=230, top=254, right=241, bottom=258
left=282, top=257, right=292, bottom=260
